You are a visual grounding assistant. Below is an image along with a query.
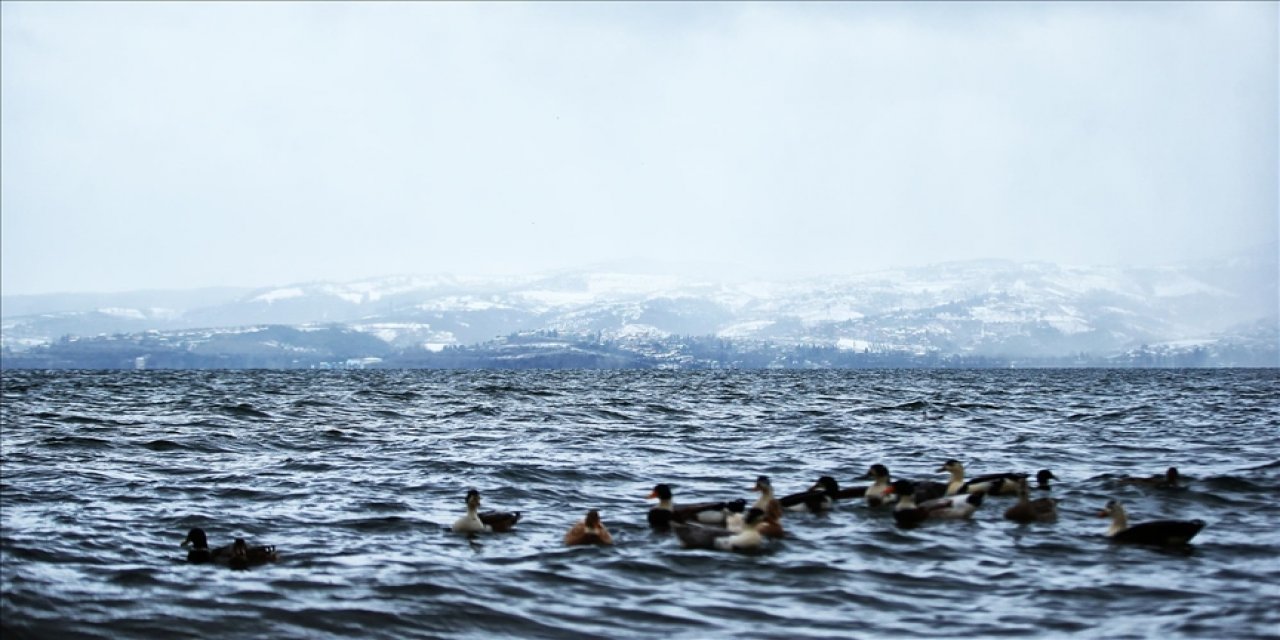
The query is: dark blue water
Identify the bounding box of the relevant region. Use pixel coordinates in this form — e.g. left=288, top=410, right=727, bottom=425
left=2, top=369, right=1278, bottom=639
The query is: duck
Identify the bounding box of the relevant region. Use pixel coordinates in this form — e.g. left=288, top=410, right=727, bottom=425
left=452, top=489, right=521, bottom=534
left=907, top=461, right=965, bottom=501
left=723, top=498, right=748, bottom=532
left=862, top=464, right=895, bottom=507
left=889, top=481, right=929, bottom=528
left=965, top=470, right=1032, bottom=496
left=834, top=477, right=868, bottom=501
left=181, top=528, right=277, bottom=566
left=674, top=507, right=767, bottom=552
left=888, top=480, right=985, bottom=527
left=718, top=499, right=749, bottom=524
left=780, top=476, right=841, bottom=513
left=910, top=477, right=950, bottom=503
left=181, top=527, right=224, bottom=563
left=227, top=537, right=278, bottom=570
left=646, top=484, right=739, bottom=530
left=737, top=476, right=784, bottom=538
left=920, top=489, right=985, bottom=520
left=564, top=510, right=613, bottom=546
left=1117, top=467, right=1184, bottom=490
left=938, top=459, right=1015, bottom=496
left=750, top=476, right=785, bottom=521
left=1003, top=478, right=1059, bottom=524
left=1033, top=469, right=1057, bottom=491
left=1097, top=500, right=1204, bottom=547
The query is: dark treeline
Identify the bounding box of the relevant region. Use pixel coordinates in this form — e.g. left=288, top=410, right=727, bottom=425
left=2, top=326, right=1263, bottom=370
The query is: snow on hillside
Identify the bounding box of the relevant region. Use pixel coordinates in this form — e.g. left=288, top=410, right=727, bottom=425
left=2, top=257, right=1275, bottom=361
left=252, top=287, right=306, bottom=304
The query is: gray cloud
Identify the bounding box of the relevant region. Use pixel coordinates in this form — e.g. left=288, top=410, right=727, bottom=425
left=2, top=2, right=1275, bottom=294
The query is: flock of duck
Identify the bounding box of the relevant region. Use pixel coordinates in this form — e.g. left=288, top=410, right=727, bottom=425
left=182, top=463, right=1205, bottom=567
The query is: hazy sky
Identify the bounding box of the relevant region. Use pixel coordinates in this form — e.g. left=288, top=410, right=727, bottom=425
left=2, top=2, right=1276, bottom=295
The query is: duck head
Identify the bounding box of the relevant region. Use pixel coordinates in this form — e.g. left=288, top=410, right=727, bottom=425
left=865, top=464, right=891, bottom=480
left=465, top=489, right=482, bottom=510
left=753, top=476, right=773, bottom=493
left=1166, top=467, right=1180, bottom=483
left=584, top=510, right=603, bottom=530
left=886, top=479, right=916, bottom=498
left=809, top=476, right=840, bottom=496
left=181, top=527, right=209, bottom=550
left=1036, top=469, right=1056, bottom=488
left=1097, top=499, right=1129, bottom=535
left=648, top=484, right=673, bottom=502
left=938, top=459, right=963, bottom=474
left=1097, top=499, right=1126, bottom=519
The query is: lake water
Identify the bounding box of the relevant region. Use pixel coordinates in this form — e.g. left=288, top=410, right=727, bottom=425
left=2, top=369, right=1278, bottom=639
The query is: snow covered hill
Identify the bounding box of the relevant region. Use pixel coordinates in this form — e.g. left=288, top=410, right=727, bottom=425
left=3, top=256, right=1276, bottom=365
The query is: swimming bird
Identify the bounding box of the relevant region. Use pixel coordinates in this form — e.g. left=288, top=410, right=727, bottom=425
left=646, top=484, right=738, bottom=530
left=723, top=497, right=748, bottom=532
left=674, top=507, right=767, bottom=552
left=718, top=499, right=749, bottom=524
left=862, top=464, right=894, bottom=507
left=564, top=510, right=613, bottom=546
left=750, top=476, right=784, bottom=520
left=647, top=484, right=677, bottom=530
left=741, top=476, right=785, bottom=538
left=452, top=489, right=521, bottom=534
left=1097, top=500, right=1204, bottom=547
left=907, top=461, right=967, bottom=501
left=921, top=490, right=985, bottom=519
left=938, top=459, right=1015, bottom=496
left=965, top=471, right=1032, bottom=496
left=227, top=537, right=278, bottom=570
left=835, top=486, right=868, bottom=500
left=182, top=528, right=277, bottom=566
left=182, top=527, right=223, bottom=563
left=780, top=476, right=841, bottom=513
left=1003, top=478, right=1059, bottom=523
left=911, top=477, right=950, bottom=503
left=889, top=481, right=929, bottom=528
left=888, top=480, right=985, bottom=527
left=968, top=468, right=1056, bottom=493
left=1118, top=467, right=1184, bottom=490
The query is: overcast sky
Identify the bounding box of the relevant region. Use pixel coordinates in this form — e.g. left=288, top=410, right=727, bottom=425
left=2, top=2, right=1276, bottom=295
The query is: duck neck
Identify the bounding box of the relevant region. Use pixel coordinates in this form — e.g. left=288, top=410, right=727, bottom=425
left=753, top=489, right=773, bottom=511
left=1107, top=506, right=1129, bottom=536
left=896, top=493, right=917, bottom=510
left=655, top=497, right=673, bottom=510
left=946, top=468, right=965, bottom=495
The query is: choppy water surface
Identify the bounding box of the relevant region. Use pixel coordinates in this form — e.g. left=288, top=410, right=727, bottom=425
left=2, top=369, right=1278, bottom=639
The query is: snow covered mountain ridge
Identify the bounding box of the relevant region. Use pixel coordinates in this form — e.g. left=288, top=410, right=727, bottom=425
left=3, top=256, right=1276, bottom=366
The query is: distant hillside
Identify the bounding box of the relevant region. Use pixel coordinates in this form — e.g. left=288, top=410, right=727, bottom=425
left=3, top=256, right=1276, bottom=368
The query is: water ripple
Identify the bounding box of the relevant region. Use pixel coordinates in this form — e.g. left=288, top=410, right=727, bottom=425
left=1, top=369, right=1277, bottom=638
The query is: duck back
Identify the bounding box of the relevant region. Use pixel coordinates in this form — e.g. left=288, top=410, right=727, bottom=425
left=1114, top=519, right=1205, bottom=547
left=479, top=510, right=521, bottom=533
